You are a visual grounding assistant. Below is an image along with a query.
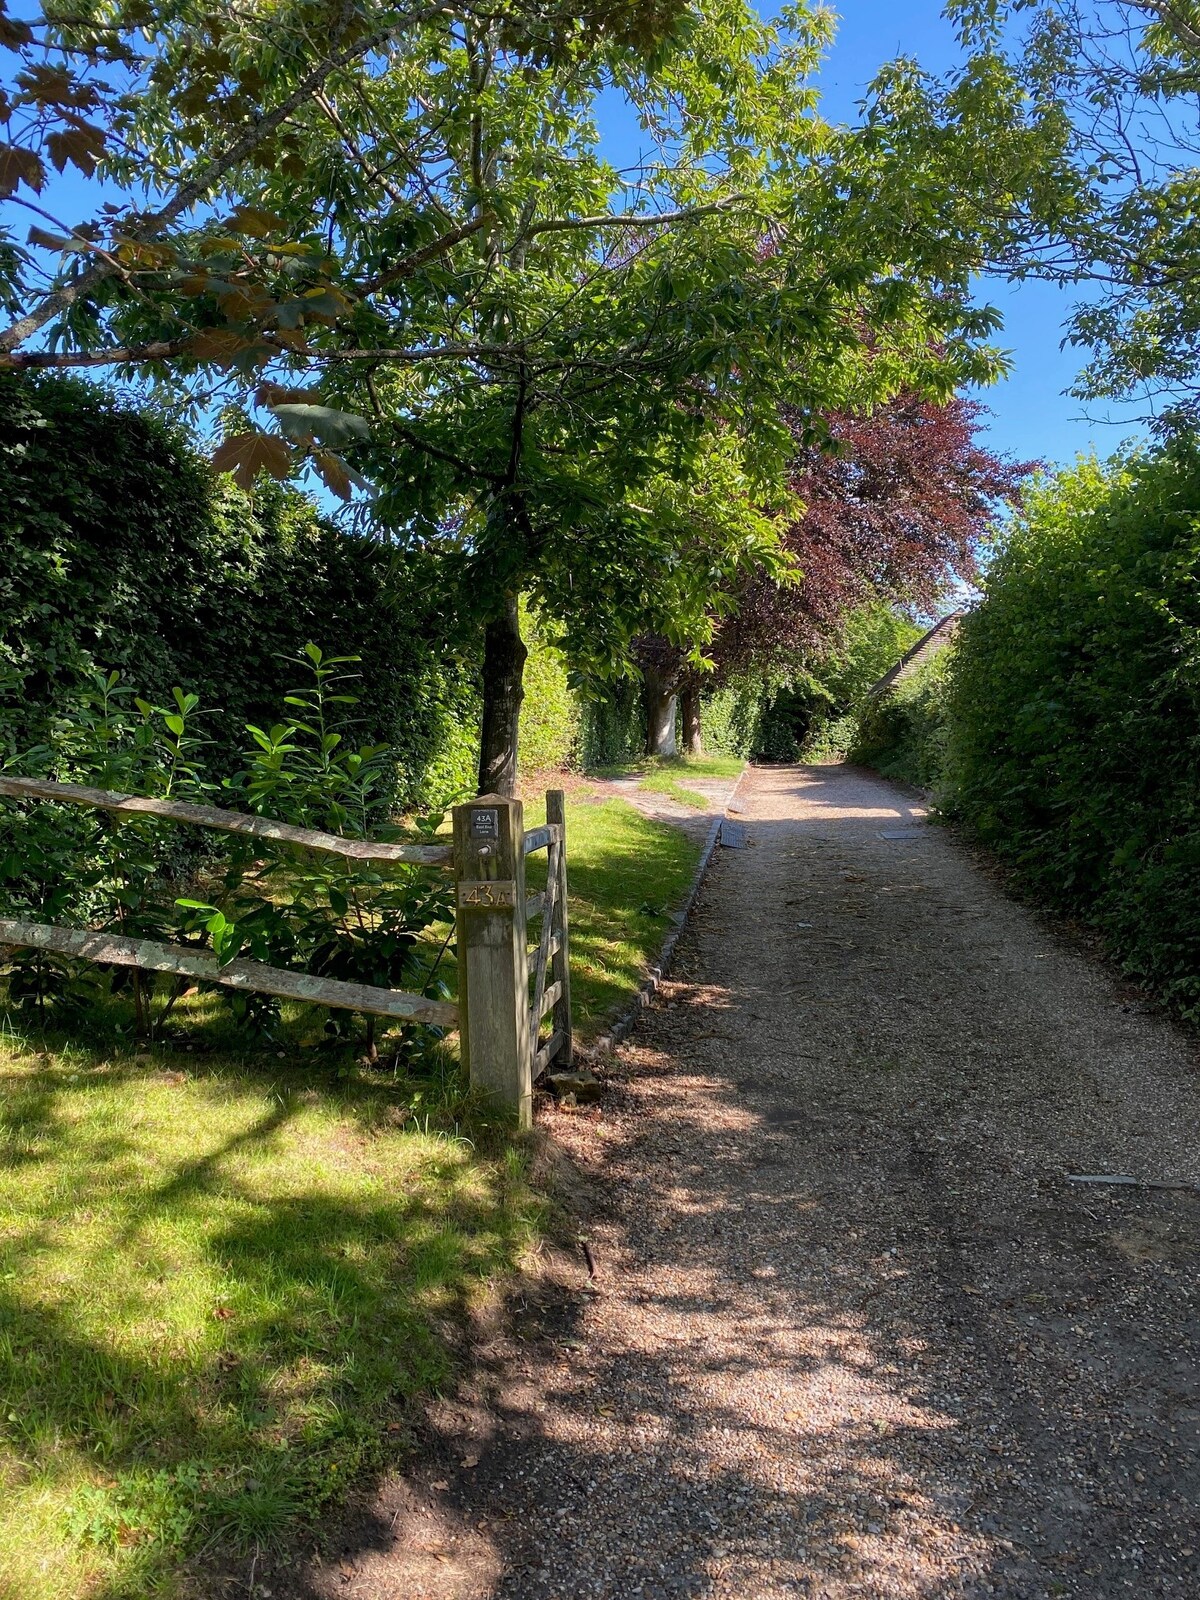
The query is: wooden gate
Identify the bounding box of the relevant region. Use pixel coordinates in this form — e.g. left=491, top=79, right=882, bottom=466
left=0, top=776, right=572, bottom=1127
left=451, top=790, right=571, bottom=1129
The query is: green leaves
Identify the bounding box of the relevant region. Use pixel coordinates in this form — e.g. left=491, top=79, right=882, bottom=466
left=269, top=404, right=372, bottom=448
left=945, top=435, right=1200, bottom=1020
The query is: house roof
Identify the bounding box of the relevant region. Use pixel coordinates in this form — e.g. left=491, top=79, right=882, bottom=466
left=867, top=610, right=966, bottom=700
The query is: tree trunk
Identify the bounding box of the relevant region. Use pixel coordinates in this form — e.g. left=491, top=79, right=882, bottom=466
left=680, top=681, right=703, bottom=756
left=644, top=666, right=678, bottom=758
left=478, top=593, right=527, bottom=797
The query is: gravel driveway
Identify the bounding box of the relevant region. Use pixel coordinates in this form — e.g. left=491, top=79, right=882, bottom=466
left=285, top=762, right=1200, bottom=1600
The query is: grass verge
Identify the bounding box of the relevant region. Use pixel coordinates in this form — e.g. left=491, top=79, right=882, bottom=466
left=0, top=795, right=700, bottom=1596
left=635, top=772, right=710, bottom=809
left=589, top=752, right=744, bottom=782
left=521, top=794, right=702, bottom=1035
left=0, top=1010, right=538, bottom=1600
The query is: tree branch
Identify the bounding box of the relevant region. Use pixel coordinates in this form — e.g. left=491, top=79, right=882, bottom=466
left=2, top=339, right=189, bottom=369
left=523, top=193, right=751, bottom=238
left=358, top=214, right=491, bottom=294
left=0, top=2, right=451, bottom=356
left=1132, top=1, right=1200, bottom=54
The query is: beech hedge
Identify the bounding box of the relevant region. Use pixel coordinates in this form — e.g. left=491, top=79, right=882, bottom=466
left=945, top=443, right=1200, bottom=1019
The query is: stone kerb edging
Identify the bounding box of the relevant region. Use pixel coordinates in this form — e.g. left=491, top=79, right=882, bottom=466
left=590, top=762, right=751, bottom=1056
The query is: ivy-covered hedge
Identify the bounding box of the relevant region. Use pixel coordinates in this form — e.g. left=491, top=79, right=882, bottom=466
left=944, top=444, right=1200, bottom=1017
left=0, top=373, right=477, bottom=806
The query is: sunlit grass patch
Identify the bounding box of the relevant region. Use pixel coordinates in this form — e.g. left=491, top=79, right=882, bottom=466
left=0, top=1020, right=539, bottom=1599
left=523, top=795, right=701, bottom=1034
left=590, top=752, right=744, bottom=782
left=636, top=771, right=710, bottom=808
left=0, top=789, right=704, bottom=1596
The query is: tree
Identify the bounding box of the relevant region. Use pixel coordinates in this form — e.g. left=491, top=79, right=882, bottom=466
left=1, top=0, right=1069, bottom=791
left=640, top=394, right=1029, bottom=756
left=946, top=0, right=1200, bottom=419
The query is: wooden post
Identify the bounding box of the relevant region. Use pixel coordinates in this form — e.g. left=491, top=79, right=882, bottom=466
left=452, top=793, right=531, bottom=1128
left=546, top=789, right=573, bottom=1068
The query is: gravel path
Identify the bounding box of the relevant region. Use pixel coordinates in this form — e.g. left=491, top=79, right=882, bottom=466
left=287, top=762, right=1200, bottom=1600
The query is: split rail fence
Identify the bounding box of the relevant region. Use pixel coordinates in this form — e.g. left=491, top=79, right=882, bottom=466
left=0, top=778, right=569, bottom=1127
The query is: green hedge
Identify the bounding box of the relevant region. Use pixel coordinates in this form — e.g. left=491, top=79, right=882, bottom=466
left=851, top=649, right=953, bottom=791
left=518, top=608, right=580, bottom=773
left=945, top=444, right=1200, bottom=1019
left=0, top=373, right=478, bottom=807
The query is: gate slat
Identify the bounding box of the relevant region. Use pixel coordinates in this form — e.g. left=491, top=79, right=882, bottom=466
left=533, top=1029, right=567, bottom=1077
left=527, top=933, right=560, bottom=976
left=0, top=775, right=452, bottom=867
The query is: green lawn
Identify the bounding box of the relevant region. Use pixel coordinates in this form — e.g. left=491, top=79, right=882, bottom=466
left=590, top=751, right=745, bottom=782
left=585, top=753, right=744, bottom=814
left=0, top=1016, right=537, bottom=1600
left=635, top=771, right=711, bottom=808
left=0, top=794, right=700, bottom=1597
left=522, top=793, right=702, bottom=1034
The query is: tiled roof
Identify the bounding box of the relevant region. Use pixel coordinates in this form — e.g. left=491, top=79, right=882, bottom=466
left=868, top=611, right=966, bottom=700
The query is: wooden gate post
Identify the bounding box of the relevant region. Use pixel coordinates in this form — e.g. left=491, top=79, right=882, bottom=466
left=452, top=793, right=531, bottom=1128
left=546, top=789, right=573, bottom=1069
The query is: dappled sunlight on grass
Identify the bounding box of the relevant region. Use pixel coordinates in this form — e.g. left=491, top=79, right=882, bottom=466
left=523, top=796, right=701, bottom=1034
left=0, top=1026, right=540, bottom=1600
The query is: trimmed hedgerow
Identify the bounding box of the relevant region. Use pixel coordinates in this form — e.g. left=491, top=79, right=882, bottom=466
left=944, top=443, right=1200, bottom=1019
left=0, top=373, right=477, bottom=807
left=851, top=648, right=954, bottom=792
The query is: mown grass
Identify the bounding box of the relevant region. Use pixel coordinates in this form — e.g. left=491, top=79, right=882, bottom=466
left=589, top=751, right=745, bottom=782
left=0, top=793, right=701, bottom=1597
left=635, top=771, right=710, bottom=809
left=0, top=1005, right=537, bottom=1600
left=522, top=794, right=702, bottom=1034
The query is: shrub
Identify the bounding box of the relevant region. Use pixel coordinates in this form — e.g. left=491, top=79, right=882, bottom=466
left=518, top=609, right=580, bottom=773
left=851, top=648, right=954, bottom=791
left=945, top=443, right=1200, bottom=1018
left=0, top=373, right=476, bottom=808
left=711, top=604, right=925, bottom=763
left=698, top=681, right=762, bottom=757
left=0, top=651, right=453, bottom=1044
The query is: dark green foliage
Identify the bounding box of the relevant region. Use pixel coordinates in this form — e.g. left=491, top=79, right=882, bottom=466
left=851, top=651, right=953, bottom=790
left=0, top=373, right=476, bottom=806
left=0, top=650, right=453, bottom=1044
left=578, top=678, right=646, bottom=770
left=720, top=605, right=926, bottom=763
left=945, top=442, right=1200, bottom=1019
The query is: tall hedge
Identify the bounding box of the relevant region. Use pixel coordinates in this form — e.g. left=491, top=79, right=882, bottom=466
left=851, top=648, right=954, bottom=791
left=946, top=444, right=1200, bottom=1018
left=0, top=373, right=477, bottom=805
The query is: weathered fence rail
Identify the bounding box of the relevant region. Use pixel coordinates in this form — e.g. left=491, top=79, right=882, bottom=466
left=0, top=775, right=452, bottom=866
left=0, top=919, right=458, bottom=1025
left=0, top=778, right=571, bottom=1125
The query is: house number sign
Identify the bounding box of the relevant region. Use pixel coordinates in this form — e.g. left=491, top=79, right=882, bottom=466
left=457, top=879, right=517, bottom=910
left=470, top=808, right=500, bottom=840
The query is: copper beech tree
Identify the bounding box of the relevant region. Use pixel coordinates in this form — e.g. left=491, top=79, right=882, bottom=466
left=640, top=395, right=1031, bottom=757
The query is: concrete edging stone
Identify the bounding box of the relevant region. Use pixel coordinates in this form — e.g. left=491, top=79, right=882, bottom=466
left=590, top=761, right=751, bottom=1056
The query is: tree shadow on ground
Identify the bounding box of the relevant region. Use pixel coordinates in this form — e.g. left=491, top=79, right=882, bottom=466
left=0, top=1028, right=535, bottom=1600
left=252, top=769, right=1200, bottom=1600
